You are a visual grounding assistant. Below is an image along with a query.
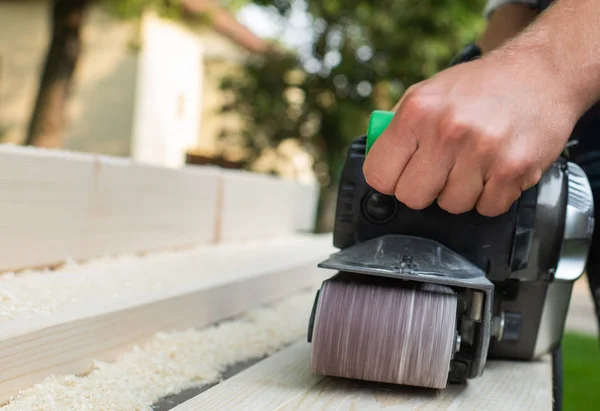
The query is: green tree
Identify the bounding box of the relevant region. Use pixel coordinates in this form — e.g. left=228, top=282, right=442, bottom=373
left=25, top=0, right=93, bottom=148
left=220, top=0, right=486, bottom=230
left=24, top=0, right=202, bottom=147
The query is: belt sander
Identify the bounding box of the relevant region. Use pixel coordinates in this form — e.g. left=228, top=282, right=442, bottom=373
left=307, top=110, right=595, bottom=389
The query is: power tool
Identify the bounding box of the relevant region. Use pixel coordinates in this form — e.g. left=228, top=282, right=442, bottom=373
left=306, top=109, right=595, bottom=389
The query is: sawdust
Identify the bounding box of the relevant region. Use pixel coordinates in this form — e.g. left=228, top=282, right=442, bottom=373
left=1, top=291, right=316, bottom=411
left=0, top=234, right=329, bottom=322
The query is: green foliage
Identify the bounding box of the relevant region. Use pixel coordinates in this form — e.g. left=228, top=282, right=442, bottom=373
left=219, top=0, right=252, bottom=12
left=103, top=0, right=250, bottom=21
left=220, top=0, right=486, bottom=184
left=103, top=0, right=183, bottom=19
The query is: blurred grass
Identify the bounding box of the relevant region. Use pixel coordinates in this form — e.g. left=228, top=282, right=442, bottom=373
left=564, top=332, right=600, bottom=410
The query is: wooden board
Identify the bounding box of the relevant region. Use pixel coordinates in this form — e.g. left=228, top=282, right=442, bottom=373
left=174, top=340, right=553, bottom=411
left=219, top=169, right=318, bottom=242
left=0, top=145, right=220, bottom=272
left=0, top=145, right=319, bottom=272
left=81, top=156, right=219, bottom=257
left=0, top=234, right=335, bottom=403
left=292, top=180, right=319, bottom=233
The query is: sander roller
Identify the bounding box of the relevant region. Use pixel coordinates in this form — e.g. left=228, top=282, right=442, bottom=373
left=307, top=110, right=595, bottom=389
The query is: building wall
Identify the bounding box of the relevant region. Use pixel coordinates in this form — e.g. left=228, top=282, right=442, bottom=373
left=0, top=2, right=316, bottom=180
left=0, top=0, right=50, bottom=145
left=0, top=1, right=138, bottom=156
left=64, top=5, right=139, bottom=157
left=131, top=12, right=203, bottom=168
left=131, top=12, right=256, bottom=167
left=0, top=1, right=255, bottom=162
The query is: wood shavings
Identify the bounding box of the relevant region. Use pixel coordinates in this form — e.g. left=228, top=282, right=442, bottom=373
left=0, top=234, right=331, bottom=323
left=1, top=291, right=316, bottom=411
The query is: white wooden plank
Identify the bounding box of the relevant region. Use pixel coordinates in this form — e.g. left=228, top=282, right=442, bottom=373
left=292, top=180, right=319, bottom=232
left=0, top=290, right=321, bottom=410
left=81, top=156, right=218, bottom=257
left=0, top=145, right=94, bottom=271
left=173, top=341, right=324, bottom=411
left=0, top=145, right=219, bottom=272
left=219, top=169, right=317, bottom=241
left=175, top=341, right=553, bottom=411
left=0, top=234, right=335, bottom=402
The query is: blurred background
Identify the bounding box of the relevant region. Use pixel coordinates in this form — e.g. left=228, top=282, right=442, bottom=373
left=0, top=1, right=598, bottom=407
left=0, top=0, right=484, bottom=233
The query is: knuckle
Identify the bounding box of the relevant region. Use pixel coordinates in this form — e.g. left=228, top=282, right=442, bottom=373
left=364, top=171, right=395, bottom=195
left=474, top=130, right=503, bottom=158
left=476, top=203, right=505, bottom=218
left=477, top=187, right=521, bottom=217
left=522, top=168, right=543, bottom=190
left=403, top=198, right=432, bottom=210
left=438, top=197, right=472, bottom=215
left=363, top=162, right=396, bottom=194
left=403, top=83, right=423, bottom=102
left=496, top=155, right=534, bottom=181
left=395, top=191, right=432, bottom=210
left=398, top=88, right=433, bottom=123
left=438, top=110, right=470, bottom=145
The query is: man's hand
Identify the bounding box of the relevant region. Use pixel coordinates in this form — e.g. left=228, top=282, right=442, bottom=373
left=363, top=52, right=582, bottom=217
left=364, top=0, right=600, bottom=217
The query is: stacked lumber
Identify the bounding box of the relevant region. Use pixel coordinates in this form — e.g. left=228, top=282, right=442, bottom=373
left=0, top=145, right=328, bottom=406
left=0, top=145, right=318, bottom=272
left=1, top=285, right=324, bottom=410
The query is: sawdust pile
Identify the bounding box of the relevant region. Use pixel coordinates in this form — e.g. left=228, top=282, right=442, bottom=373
left=0, top=234, right=328, bottom=322
left=1, top=291, right=315, bottom=411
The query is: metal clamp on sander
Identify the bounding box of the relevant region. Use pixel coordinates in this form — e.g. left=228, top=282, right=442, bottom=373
left=307, top=110, right=595, bottom=389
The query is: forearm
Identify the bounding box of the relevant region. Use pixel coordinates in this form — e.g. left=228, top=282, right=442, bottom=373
left=487, top=0, right=600, bottom=116
left=477, top=3, right=539, bottom=53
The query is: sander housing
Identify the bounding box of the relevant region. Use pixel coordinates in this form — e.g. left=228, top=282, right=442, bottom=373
left=307, top=110, right=595, bottom=388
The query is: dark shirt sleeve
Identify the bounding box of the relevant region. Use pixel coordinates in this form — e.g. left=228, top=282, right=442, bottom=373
left=484, top=0, right=543, bottom=17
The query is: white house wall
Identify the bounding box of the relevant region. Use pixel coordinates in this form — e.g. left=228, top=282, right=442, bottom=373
left=131, top=12, right=203, bottom=168
left=0, top=2, right=138, bottom=156
left=65, top=6, right=139, bottom=156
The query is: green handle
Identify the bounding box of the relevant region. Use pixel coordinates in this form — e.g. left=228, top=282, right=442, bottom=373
left=366, top=110, right=394, bottom=154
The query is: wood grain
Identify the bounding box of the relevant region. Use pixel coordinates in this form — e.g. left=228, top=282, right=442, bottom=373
left=175, top=341, right=553, bottom=411
left=0, top=145, right=319, bottom=273
left=0, top=145, right=219, bottom=272
left=172, top=340, right=324, bottom=411
left=219, top=169, right=318, bottom=242
left=0, top=234, right=335, bottom=403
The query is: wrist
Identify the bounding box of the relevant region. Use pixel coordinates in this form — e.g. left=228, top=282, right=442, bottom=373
left=531, top=38, right=598, bottom=118
left=490, top=0, right=600, bottom=122
left=485, top=34, right=592, bottom=125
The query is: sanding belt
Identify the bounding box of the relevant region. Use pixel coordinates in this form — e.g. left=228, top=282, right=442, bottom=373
left=483, top=1, right=600, bottom=410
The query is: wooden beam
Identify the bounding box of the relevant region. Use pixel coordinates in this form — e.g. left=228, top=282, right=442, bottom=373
left=292, top=180, right=319, bottom=233
left=0, top=145, right=220, bottom=272
left=0, top=145, right=319, bottom=272
left=0, top=234, right=334, bottom=403
left=219, top=169, right=318, bottom=242
left=174, top=340, right=553, bottom=410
